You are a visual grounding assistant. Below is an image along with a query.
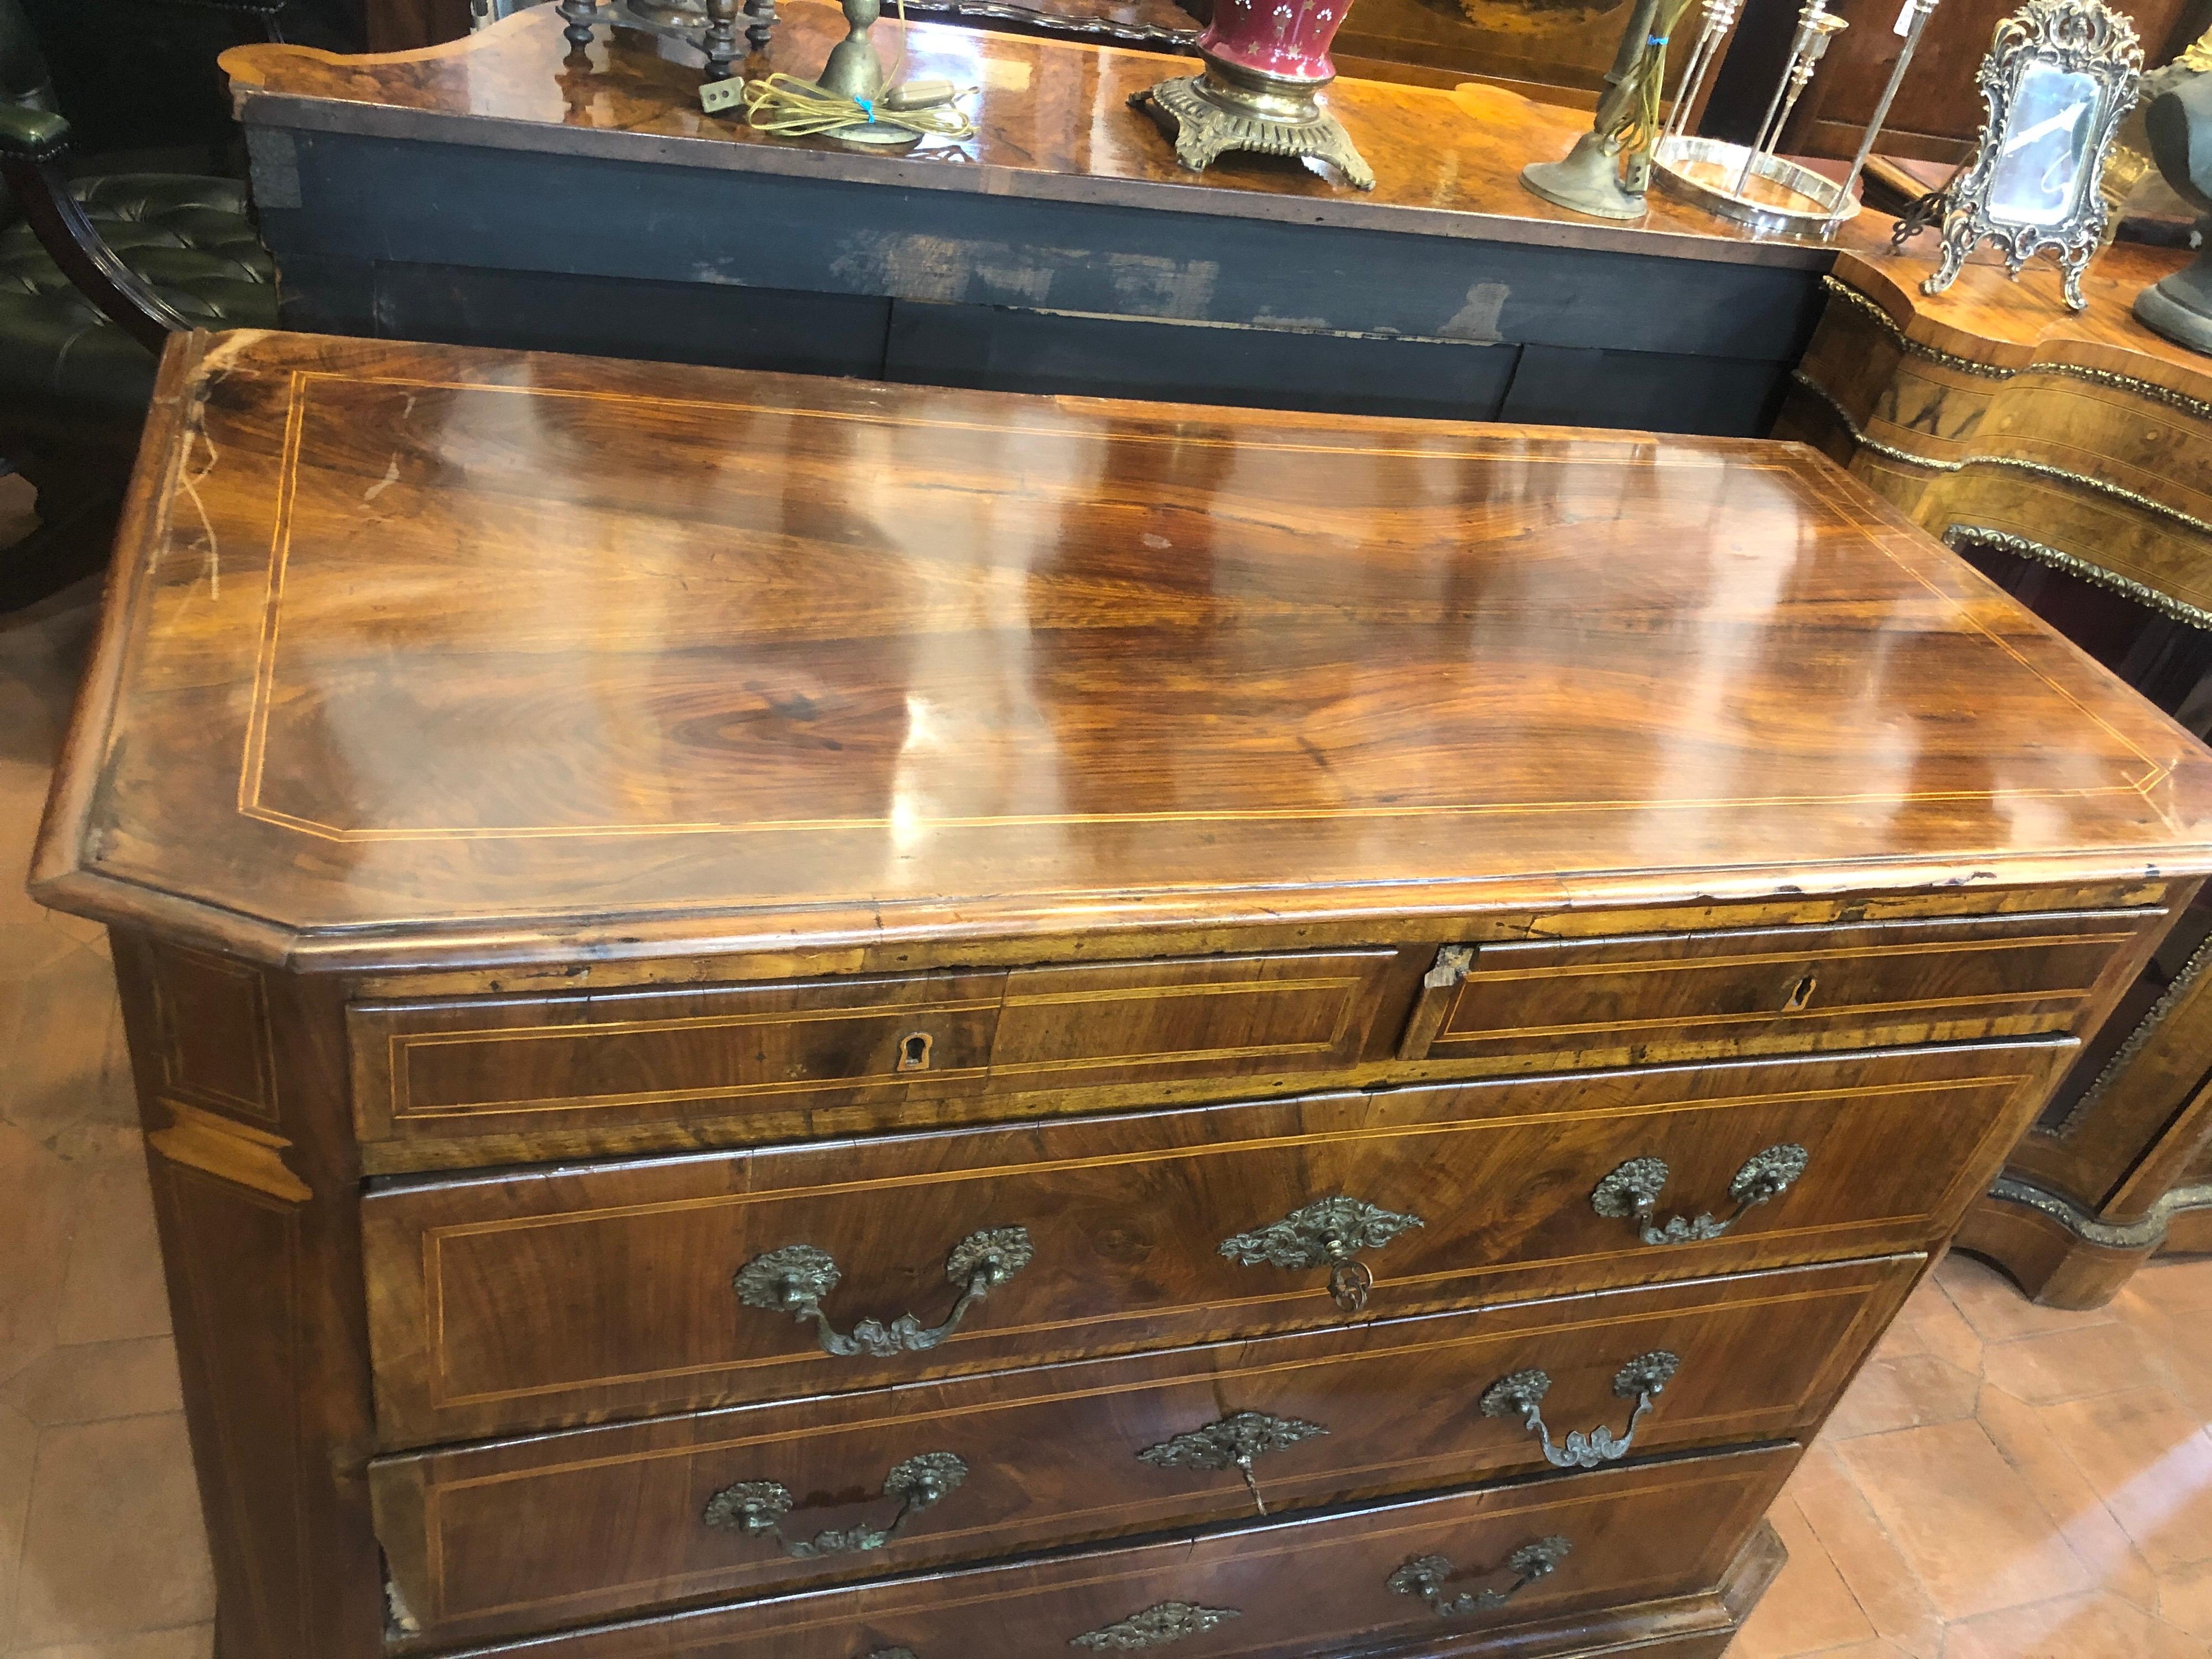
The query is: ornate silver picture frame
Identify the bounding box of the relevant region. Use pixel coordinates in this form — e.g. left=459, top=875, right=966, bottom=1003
left=1892, top=0, right=2141, bottom=311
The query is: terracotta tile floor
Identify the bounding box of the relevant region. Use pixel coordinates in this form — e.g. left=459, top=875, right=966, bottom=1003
left=3, top=550, right=2211, bottom=1659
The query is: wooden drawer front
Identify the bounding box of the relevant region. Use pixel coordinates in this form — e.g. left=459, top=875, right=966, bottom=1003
left=351, top=949, right=1400, bottom=1142
left=372, top=1258, right=1908, bottom=1644
left=1409, top=910, right=2144, bottom=1065
left=363, top=1041, right=2058, bottom=1443
left=415, top=1445, right=1795, bottom=1659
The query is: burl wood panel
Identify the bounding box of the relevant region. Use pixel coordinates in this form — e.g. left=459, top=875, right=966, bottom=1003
left=361, top=1042, right=2060, bottom=1444
left=404, top=1446, right=1798, bottom=1659
left=216, top=5, right=1897, bottom=268
left=1775, top=247, right=2212, bottom=619
left=33, top=331, right=2212, bottom=978
left=371, top=1257, right=1912, bottom=1644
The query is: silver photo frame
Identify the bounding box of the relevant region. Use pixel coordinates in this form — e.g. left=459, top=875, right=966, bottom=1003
left=1892, top=0, right=2141, bottom=311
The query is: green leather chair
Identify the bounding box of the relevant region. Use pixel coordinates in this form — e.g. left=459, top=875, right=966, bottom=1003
left=0, top=0, right=284, bottom=608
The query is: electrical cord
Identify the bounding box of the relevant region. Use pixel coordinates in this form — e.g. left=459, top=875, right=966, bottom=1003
left=732, top=0, right=977, bottom=143
left=740, top=72, right=976, bottom=140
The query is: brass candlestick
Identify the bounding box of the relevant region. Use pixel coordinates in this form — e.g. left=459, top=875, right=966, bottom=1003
left=557, top=0, right=759, bottom=79
left=1734, top=0, right=1846, bottom=194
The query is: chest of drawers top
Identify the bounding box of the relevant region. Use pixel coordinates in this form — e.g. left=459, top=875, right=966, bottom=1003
left=32, top=330, right=2212, bottom=980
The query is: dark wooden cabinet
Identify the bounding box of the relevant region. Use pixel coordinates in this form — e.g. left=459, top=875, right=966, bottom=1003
left=34, top=330, right=2212, bottom=1659
left=364, top=0, right=472, bottom=51
left=1709, top=0, right=2208, bottom=162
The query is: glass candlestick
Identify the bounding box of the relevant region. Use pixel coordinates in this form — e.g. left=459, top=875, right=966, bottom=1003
left=1735, top=0, right=1848, bottom=194
left=1825, top=0, right=1942, bottom=227
left=1663, top=0, right=1742, bottom=144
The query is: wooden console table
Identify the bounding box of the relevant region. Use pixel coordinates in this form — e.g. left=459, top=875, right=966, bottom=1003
left=219, top=4, right=1896, bottom=436
left=1778, top=239, right=2212, bottom=1304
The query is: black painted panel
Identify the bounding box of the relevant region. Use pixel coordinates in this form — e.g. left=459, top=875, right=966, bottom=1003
left=1499, top=344, right=1788, bottom=437
left=883, top=301, right=1521, bottom=421
left=252, top=127, right=1827, bottom=360
left=278, top=259, right=894, bottom=379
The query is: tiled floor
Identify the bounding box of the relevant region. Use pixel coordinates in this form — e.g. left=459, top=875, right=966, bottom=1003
left=3, top=545, right=2211, bottom=1659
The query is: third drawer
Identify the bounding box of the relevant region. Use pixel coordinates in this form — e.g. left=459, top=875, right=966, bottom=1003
left=362, top=1039, right=2064, bottom=1443
left=371, top=1259, right=1901, bottom=1645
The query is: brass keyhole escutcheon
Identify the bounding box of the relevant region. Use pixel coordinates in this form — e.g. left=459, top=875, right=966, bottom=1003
left=897, top=1031, right=933, bottom=1071
left=1783, top=973, right=1817, bottom=1013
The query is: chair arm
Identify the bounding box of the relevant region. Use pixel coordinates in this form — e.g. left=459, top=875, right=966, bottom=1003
left=0, top=104, right=69, bottom=162
left=0, top=134, right=191, bottom=352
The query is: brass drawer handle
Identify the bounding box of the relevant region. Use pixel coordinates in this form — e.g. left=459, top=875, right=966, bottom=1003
left=1480, top=1350, right=1678, bottom=1469
left=1070, top=1601, right=1241, bottom=1650
left=703, top=1451, right=967, bottom=1558
left=1136, top=1409, right=1327, bottom=1515
left=1388, top=1536, right=1571, bottom=1619
left=734, top=1227, right=1034, bottom=1358
left=1590, top=1143, right=1809, bottom=1245
left=1217, top=1195, right=1424, bottom=1313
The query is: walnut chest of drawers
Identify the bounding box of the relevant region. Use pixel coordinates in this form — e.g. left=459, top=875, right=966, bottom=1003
left=35, top=330, right=2212, bottom=1659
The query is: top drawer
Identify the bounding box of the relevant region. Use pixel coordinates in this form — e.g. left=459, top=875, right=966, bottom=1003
left=350, top=948, right=1404, bottom=1147
left=1400, top=909, right=2145, bottom=1067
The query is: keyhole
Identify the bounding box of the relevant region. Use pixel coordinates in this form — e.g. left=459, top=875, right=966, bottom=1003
left=897, top=1031, right=933, bottom=1072
left=1782, top=974, right=1817, bottom=1013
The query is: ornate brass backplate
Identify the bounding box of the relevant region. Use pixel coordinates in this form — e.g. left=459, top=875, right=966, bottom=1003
left=702, top=1451, right=968, bottom=1557
left=1217, top=1195, right=1423, bottom=1312
left=1136, top=1409, right=1328, bottom=1514
left=1387, top=1536, right=1572, bottom=1618
left=734, top=1227, right=1034, bottom=1358
left=1479, top=1350, right=1680, bottom=1469
left=1070, top=1601, right=1241, bottom=1650
left=1590, top=1144, right=1809, bottom=1245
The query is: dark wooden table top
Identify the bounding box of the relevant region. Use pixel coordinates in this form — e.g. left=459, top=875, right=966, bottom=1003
left=220, top=2, right=1904, bottom=269
left=33, top=330, right=2212, bottom=970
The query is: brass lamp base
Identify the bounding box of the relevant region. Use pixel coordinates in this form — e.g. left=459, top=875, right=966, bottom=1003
left=1131, top=64, right=1375, bottom=191
left=1521, top=131, right=1645, bottom=220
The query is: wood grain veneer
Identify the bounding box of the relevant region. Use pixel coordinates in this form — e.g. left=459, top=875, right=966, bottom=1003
left=33, top=332, right=2212, bottom=971
left=35, top=330, right=2212, bottom=1659
left=360, top=1042, right=2061, bottom=1445
left=393, top=1447, right=1801, bottom=1659
left=370, top=1259, right=1912, bottom=1645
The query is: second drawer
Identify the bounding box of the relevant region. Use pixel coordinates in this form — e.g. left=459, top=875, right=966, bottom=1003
left=372, top=1257, right=1908, bottom=1645
left=363, top=1040, right=2060, bottom=1442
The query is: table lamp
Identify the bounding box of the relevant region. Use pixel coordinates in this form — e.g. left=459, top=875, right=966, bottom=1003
left=1130, top=0, right=1375, bottom=191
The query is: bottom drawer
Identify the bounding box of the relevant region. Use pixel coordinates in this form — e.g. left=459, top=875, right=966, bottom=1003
left=375, top=1258, right=1911, bottom=1644
left=428, top=1445, right=1797, bottom=1659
